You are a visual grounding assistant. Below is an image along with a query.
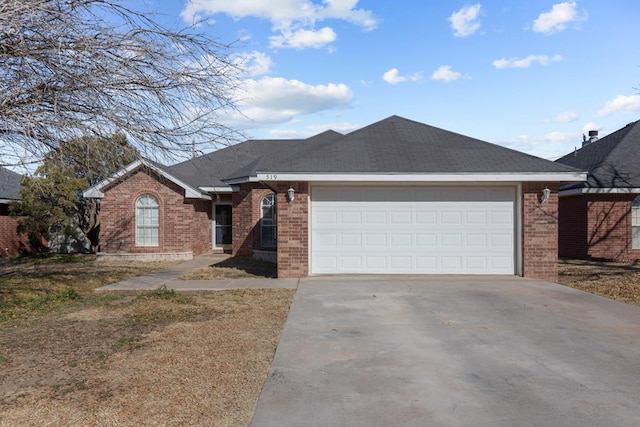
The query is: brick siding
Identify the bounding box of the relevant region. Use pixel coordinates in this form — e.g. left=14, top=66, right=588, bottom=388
left=275, top=182, right=309, bottom=278
left=100, top=169, right=212, bottom=254
left=231, top=184, right=274, bottom=258
left=559, top=193, right=640, bottom=261
left=522, top=183, right=559, bottom=282
left=0, top=204, right=26, bottom=257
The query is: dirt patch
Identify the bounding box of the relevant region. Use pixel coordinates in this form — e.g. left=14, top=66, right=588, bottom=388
left=180, top=257, right=277, bottom=280
left=558, top=259, right=640, bottom=307
left=0, top=288, right=294, bottom=426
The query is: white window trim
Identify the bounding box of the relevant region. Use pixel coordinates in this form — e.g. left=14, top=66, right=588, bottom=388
left=261, top=194, right=277, bottom=248
left=135, top=194, right=160, bottom=247
left=632, top=196, right=640, bottom=249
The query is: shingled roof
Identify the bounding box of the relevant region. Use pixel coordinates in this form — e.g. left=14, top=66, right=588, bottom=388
left=85, top=115, right=585, bottom=198
left=255, top=115, right=581, bottom=174
left=555, top=120, right=640, bottom=189
left=0, top=166, right=21, bottom=201
left=168, top=138, right=303, bottom=188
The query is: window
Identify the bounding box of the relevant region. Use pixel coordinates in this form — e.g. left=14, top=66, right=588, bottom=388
left=136, top=194, right=159, bottom=246
left=261, top=194, right=277, bottom=248
left=215, top=205, right=232, bottom=246
left=633, top=196, right=640, bottom=249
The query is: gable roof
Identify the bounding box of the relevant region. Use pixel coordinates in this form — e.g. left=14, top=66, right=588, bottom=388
left=0, top=166, right=22, bottom=202
left=84, top=116, right=585, bottom=198
left=556, top=120, right=640, bottom=192
left=83, top=158, right=210, bottom=199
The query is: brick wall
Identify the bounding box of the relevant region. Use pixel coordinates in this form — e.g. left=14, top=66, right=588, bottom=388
left=231, top=184, right=274, bottom=258
left=558, top=193, right=640, bottom=261
left=0, top=204, right=26, bottom=257
left=558, top=195, right=588, bottom=259
left=276, top=182, right=309, bottom=278
left=100, top=169, right=212, bottom=254
left=584, top=194, right=640, bottom=261
left=522, top=183, right=559, bottom=282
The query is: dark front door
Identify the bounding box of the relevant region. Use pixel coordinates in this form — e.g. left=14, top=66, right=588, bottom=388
left=215, top=205, right=232, bottom=246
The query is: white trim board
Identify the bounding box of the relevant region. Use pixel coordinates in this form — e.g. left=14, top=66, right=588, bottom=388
left=560, top=187, right=640, bottom=196
left=256, top=172, right=586, bottom=183
left=83, top=159, right=209, bottom=200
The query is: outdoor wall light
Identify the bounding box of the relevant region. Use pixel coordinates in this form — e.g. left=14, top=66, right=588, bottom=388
left=287, top=186, right=295, bottom=203
left=540, top=187, right=551, bottom=204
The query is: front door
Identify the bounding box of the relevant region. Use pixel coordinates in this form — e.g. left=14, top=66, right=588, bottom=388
left=215, top=205, right=232, bottom=248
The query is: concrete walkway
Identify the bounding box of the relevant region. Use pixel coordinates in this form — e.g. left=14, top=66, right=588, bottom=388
left=95, top=253, right=298, bottom=291
left=251, top=275, right=640, bottom=426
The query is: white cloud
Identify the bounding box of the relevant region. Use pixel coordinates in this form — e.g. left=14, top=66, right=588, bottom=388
left=448, top=4, right=482, bottom=37
left=382, top=68, right=422, bottom=85
left=181, top=0, right=379, bottom=50
left=269, top=26, right=336, bottom=49
left=597, top=95, right=640, bottom=116
left=492, top=54, right=562, bottom=69
left=431, top=65, right=462, bottom=82
left=503, top=131, right=578, bottom=159
left=532, top=2, right=585, bottom=34
left=548, top=110, right=579, bottom=123
left=225, top=77, right=353, bottom=128
left=582, top=122, right=600, bottom=134
left=234, top=51, right=273, bottom=76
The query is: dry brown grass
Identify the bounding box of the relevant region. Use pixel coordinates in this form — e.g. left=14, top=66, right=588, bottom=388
left=180, top=257, right=277, bottom=280
left=0, top=255, right=295, bottom=426
left=558, top=259, right=640, bottom=306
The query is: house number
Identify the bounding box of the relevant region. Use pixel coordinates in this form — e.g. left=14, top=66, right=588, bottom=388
left=265, top=174, right=277, bottom=180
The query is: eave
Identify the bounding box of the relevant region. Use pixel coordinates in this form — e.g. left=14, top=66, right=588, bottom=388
left=253, top=171, right=588, bottom=183
left=83, top=159, right=210, bottom=200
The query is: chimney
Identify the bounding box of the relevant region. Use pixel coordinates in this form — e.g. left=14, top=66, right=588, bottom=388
left=582, top=130, right=599, bottom=147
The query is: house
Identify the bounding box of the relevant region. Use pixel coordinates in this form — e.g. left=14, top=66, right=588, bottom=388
left=84, top=116, right=585, bottom=281
left=0, top=166, right=24, bottom=257
left=555, top=120, right=640, bottom=261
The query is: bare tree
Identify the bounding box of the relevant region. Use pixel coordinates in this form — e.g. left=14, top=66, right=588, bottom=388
left=0, top=0, right=242, bottom=168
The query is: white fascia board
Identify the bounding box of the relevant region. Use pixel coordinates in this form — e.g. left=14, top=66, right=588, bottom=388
left=0, top=198, right=18, bottom=204
left=82, top=159, right=210, bottom=200
left=560, top=187, right=640, bottom=197
left=255, top=172, right=587, bottom=183
left=83, top=159, right=145, bottom=198
left=199, top=186, right=239, bottom=193
left=223, top=176, right=260, bottom=185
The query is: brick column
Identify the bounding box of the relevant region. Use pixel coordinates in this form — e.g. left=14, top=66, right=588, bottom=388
left=522, top=183, right=558, bottom=282
left=276, top=182, right=309, bottom=278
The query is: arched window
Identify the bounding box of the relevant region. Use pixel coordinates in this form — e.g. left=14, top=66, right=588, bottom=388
left=261, top=194, right=277, bottom=248
left=136, top=194, right=159, bottom=247
left=632, top=196, right=640, bottom=249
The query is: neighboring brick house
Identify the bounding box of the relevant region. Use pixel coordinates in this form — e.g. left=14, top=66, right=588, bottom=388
left=555, top=120, right=640, bottom=261
left=0, top=166, right=25, bottom=257
left=85, top=116, right=585, bottom=281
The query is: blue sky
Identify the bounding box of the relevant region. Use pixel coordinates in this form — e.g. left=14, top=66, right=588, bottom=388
left=148, top=1, right=639, bottom=159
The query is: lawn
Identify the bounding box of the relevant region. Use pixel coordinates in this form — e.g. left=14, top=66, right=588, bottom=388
left=0, top=254, right=294, bottom=426
left=558, top=258, right=640, bottom=307
left=3, top=254, right=639, bottom=426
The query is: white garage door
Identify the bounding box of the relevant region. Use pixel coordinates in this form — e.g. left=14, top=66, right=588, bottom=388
left=311, top=186, right=515, bottom=275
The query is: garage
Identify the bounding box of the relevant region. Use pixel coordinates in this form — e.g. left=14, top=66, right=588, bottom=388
left=311, top=185, right=516, bottom=275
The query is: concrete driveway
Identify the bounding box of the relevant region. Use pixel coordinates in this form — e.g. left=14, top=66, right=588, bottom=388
left=250, top=276, right=640, bottom=426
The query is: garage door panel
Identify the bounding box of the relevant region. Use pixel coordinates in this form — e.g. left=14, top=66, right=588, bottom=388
left=341, top=211, right=362, bottom=223
left=416, top=233, right=437, bottom=247
left=311, top=186, right=515, bottom=274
